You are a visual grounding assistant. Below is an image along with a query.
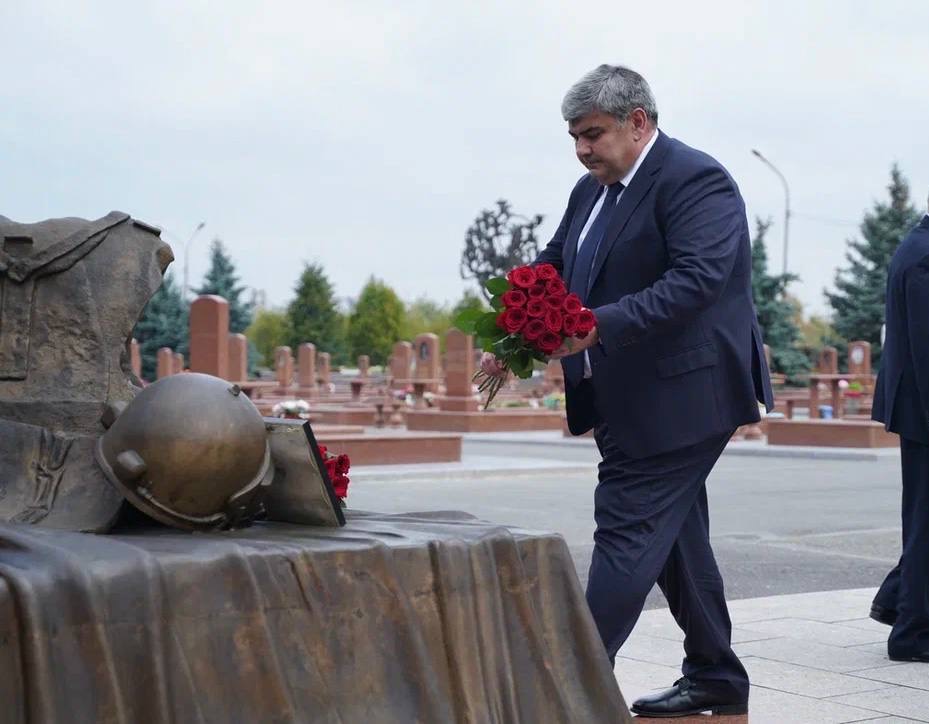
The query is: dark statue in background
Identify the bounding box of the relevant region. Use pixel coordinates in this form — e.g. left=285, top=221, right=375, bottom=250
left=460, top=199, right=544, bottom=300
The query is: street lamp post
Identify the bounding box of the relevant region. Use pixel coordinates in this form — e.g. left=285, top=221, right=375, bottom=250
left=181, top=222, right=206, bottom=301
left=751, top=149, right=790, bottom=277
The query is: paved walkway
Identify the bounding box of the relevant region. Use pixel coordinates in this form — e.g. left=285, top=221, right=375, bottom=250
left=617, top=588, right=928, bottom=722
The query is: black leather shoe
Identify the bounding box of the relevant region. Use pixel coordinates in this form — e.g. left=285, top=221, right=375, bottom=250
left=870, top=603, right=898, bottom=626
left=889, top=649, right=929, bottom=662
left=631, top=677, right=747, bottom=718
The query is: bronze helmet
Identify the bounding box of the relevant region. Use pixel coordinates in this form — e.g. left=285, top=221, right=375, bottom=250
left=95, top=373, right=273, bottom=531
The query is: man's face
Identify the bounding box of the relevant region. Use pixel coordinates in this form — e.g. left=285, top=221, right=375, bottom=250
left=568, top=110, right=641, bottom=186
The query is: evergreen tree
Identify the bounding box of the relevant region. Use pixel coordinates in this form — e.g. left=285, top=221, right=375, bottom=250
left=194, top=238, right=254, bottom=333
left=750, top=218, right=809, bottom=380
left=133, top=271, right=189, bottom=381
left=286, top=262, right=345, bottom=360
left=825, top=166, right=921, bottom=366
left=347, top=278, right=405, bottom=365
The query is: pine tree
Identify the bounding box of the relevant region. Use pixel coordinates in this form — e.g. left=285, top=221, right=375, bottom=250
left=194, top=238, right=254, bottom=333
left=347, top=278, right=405, bottom=365
left=286, top=263, right=345, bottom=360
left=825, top=166, right=921, bottom=366
left=751, top=218, right=809, bottom=380
left=133, top=271, right=189, bottom=381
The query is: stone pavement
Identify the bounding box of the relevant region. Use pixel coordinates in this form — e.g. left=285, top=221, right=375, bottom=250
left=617, top=588, right=929, bottom=722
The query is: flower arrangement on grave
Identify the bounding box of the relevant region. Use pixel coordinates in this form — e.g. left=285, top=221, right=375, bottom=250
left=318, top=444, right=351, bottom=502
left=454, top=263, right=595, bottom=408
left=271, top=399, right=311, bottom=418
left=841, top=380, right=864, bottom=398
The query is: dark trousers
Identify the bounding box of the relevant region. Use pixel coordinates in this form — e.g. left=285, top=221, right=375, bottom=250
left=873, top=437, right=929, bottom=656
left=587, top=423, right=748, bottom=699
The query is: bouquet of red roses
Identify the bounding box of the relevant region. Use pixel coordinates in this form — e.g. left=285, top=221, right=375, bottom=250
left=318, top=444, right=351, bottom=502
left=455, top=263, right=595, bottom=408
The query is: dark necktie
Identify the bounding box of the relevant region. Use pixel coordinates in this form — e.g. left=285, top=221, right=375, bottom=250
left=564, top=182, right=623, bottom=386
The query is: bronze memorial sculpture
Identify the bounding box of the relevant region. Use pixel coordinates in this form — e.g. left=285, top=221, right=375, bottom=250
left=0, top=212, right=628, bottom=722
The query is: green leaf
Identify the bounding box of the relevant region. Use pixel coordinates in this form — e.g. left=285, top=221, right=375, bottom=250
left=475, top=312, right=502, bottom=338
left=453, top=308, right=482, bottom=334
left=490, top=296, right=504, bottom=311
left=485, top=277, right=510, bottom=296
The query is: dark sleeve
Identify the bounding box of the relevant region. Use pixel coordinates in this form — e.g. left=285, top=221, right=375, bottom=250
left=905, top=255, right=929, bottom=418
left=534, top=176, right=587, bottom=272
left=593, top=164, right=744, bottom=350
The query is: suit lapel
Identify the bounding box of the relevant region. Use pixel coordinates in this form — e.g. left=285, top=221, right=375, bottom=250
left=562, top=179, right=600, bottom=284
left=587, top=132, right=671, bottom=294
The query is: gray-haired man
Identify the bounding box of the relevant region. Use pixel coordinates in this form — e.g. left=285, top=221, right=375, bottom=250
left=485, top=65, right=772, bottom=717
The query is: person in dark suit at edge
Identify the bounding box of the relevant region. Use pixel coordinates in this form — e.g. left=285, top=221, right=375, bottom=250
left=482, top=64, right=774, bottom=717
left=869, top=196, right=929, bottom=663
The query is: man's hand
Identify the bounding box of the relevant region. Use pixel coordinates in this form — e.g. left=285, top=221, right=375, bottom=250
left=549, top=327, right=599, bottom=360
left=480, top=352, right=507, bottom=378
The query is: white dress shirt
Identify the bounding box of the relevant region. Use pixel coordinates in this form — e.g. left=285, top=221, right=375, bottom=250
left=577, top=129, right=660, bottom=377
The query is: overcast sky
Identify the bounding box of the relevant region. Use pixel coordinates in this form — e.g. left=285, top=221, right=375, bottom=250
left=3, top=1, right=927, bottom=317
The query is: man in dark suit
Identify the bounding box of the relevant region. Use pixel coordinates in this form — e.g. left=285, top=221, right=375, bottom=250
left=483, top=64, right=773, bottom=717
left=869, top=201, right=929, bottom=662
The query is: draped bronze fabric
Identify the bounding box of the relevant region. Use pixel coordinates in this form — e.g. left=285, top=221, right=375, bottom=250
left=0, top=511, right=630, bottom=723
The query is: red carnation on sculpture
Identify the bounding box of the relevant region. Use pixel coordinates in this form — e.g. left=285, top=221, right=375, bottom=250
left=318, top=445, right=351, bottom=501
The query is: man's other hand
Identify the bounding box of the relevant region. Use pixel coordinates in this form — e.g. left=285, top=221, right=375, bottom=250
left=549, top=327, right=599, bottom=360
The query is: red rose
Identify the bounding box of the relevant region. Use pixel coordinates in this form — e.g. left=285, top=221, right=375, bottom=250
left=332, top=474, right=350, bottom=499
left=501, top=289, right=527, bottom=308
left=545, top=278, right=567, bottom=297
left=544, top=309, right=563, bottom=334
left=575, top=308, right=596, bottom=337
left=526, top=299, right=546, bottom=318
left=563, top=294, right=583, bottom=315
left=502, top=307, right=528, bottom=333
left=544, top=293, right=566, bottom=310
left=527, top=283, right=546, bottom=299
left=562, top=313, right=579, bottom=336
left=496, top=310, right=508, bottom=330
left=507, top=265, right=537, bottom=288
left=336, top=454, right=351, bottom=475
left=324, top=457, right=338, bottom=479
left=522, top=318, right=546, bottom=341
left=534, top=263, right=559, bottom=281
left=318, top=445, right=328, bottom=458
left=537, top=331, right=562, bottom=355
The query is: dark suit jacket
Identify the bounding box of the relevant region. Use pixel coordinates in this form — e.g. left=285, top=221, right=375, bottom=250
left=872, top=215, right=929, bottom=444
left=536, top=131, right=774, bottom=458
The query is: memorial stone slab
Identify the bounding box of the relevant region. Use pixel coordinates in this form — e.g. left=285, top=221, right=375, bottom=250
left=847, top=341, right=871, bottom=376
left=275, top=346, right=294, bottom=389
left=157, top=347, right=175, bottom=379
left=297, top=343, right=317, bottom=391
left=189, top=295, right=229, bottom=379
left=228, top=333, right=248, bottom=382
